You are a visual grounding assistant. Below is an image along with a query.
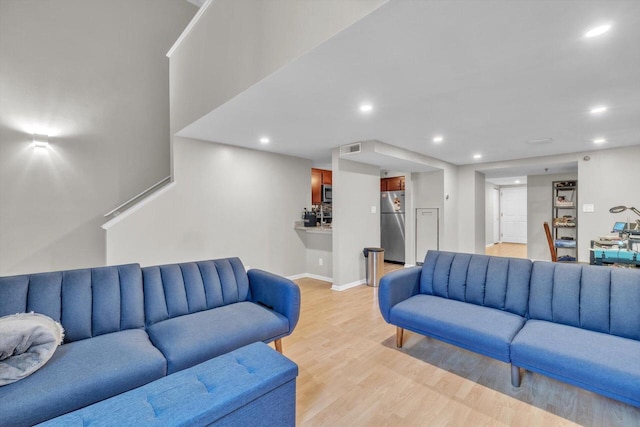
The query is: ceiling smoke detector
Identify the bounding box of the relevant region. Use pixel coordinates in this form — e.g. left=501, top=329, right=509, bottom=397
left=525, top=137, right=553, bottom=145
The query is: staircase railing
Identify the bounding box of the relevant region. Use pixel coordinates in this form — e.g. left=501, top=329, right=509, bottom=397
left=104, top=176, right=172, bottom=220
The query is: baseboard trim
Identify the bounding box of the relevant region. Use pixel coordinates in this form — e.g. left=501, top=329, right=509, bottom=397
left=331, top=279, right=366, bottom=292
left=286, top=273, right=333, bottom=283
left=306, top=273, right=333, bottom=283
left=286, top=273, right=366, bottom=291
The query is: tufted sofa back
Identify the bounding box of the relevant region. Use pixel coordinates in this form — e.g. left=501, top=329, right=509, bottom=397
left=529, top=261, right=640, bottom=340
left=420, top=251, right=533, bottom=317
left=0, top=264, right=144, bottom=343
left=142, top=258, right=250, bottom=327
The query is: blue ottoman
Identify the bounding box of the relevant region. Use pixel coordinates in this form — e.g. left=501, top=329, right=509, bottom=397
left=38, top=342, right=298, bottom=426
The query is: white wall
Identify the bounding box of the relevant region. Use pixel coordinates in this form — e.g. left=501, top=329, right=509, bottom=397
left=105, top=137, right=310, bottom=276
left=457, top=167, right=485, bottom=254
left=578, top=145, right=640, bottom=262
left=299, top=232, right=333, bottom=280
left=105, top=0, right=388, bottom=278
left=474, top=171, right=486, bottom=252
left=402, top=173, right=415, bottom=266
left=169, top=0, right=388, bottom=134
left=442, top=164, right=460, bottom=252
left=0, top=0, right=196, bottom=275
left=331, top=151, right=380, bottom=289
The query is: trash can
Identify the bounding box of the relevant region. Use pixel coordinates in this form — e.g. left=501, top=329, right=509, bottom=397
left=363, top=247, right=384, bottom=287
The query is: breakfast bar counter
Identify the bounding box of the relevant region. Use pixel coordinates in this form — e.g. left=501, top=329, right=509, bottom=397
left=294, top=225, right=332, bottom=234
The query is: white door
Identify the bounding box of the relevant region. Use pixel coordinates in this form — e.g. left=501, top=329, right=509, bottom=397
left=416, top=208, right=438, bottom=264
left=500, top=187, right=527, bottom=244
left=493, top=188, right=500, bottom=243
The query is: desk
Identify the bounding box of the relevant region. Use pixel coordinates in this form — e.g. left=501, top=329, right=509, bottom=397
left=590, top=241, right=640, bottom=267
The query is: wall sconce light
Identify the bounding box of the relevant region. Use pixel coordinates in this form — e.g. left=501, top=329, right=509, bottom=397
left=33, top=134, right=49, bottom=148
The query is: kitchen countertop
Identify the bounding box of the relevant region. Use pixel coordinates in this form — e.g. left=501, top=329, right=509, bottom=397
left=294, top=225, right=332, bottom=234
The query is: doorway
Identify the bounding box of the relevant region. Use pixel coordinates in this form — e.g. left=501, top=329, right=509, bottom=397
left=492, top=188, right=500, bottom=244
left=500, top=186, right=527, bottom=244
left=486, top=242, right=527, bottom=258
left=484, top=177, right=528, bottom=260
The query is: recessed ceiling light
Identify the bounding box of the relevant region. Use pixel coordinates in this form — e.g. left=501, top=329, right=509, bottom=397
left=590, top=105, right=608, bottom=114
left=593, top=138, right=607, bottom=144
left=473, top=154, right=482, bottom=160
left=584, top=24, right=611, bottom=38
left=432, top=135, right=444, bottom=143
left=259, top=137, right=270, bottom=144
left=515, top=180, right=521, bottom=184
left=359, top=103, right=373, bottom=113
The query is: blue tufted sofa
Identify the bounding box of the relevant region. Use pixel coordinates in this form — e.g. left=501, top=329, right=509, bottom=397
left=141, top=259, right=299, bottom=374
left=379, top=250, right=532, bottom=365
left=0, top=257, right=300, bottom=426
left=511, top=260, right=640, bottom=407
left=379, top=250, right=640, bottom=407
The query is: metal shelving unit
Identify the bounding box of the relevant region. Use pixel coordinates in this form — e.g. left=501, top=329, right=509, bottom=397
left=552, top=180, right=578, bottom=262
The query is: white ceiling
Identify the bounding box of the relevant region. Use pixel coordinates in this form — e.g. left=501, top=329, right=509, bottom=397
left=178, top=0, right=640, bottom=175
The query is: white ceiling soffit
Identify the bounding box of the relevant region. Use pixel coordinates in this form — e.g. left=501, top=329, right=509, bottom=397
left=485, top=176, right=528, bottom=186
left=339, top=140, right=440, bottom=173
left=178, top=0, right=640, bottom=167
left=481, top=161, right=578, bottom=180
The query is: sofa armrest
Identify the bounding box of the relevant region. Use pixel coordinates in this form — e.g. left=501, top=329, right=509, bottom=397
left=378, top=266, right=422, bottom=323
left=247, top=269, right=301, bottom=333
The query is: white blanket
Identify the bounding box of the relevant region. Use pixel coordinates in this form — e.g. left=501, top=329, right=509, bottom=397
left=0, top=313, right=64, bottom=386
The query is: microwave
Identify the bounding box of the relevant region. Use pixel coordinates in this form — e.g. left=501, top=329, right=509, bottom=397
left=321, top=185, right=332, bottom=203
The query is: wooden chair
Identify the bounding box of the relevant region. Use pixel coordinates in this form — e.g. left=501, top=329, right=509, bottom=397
left=543, top=222, right=557, bottom=262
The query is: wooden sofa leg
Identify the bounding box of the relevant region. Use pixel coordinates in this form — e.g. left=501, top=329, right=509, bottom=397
left=511, top=364, right=521, bottom=387
left=396, top=327, right=404, bottom=348
left=274, top=339, right=283, bottom=354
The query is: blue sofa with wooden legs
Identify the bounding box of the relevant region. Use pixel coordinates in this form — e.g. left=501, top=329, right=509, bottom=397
left=379, top=250, right=640, bottom=408
left=0, top=257, right=300, bottom=426
left=510, top=261, right=640, bottom=407
left=379, top=250, right=532, bottom=365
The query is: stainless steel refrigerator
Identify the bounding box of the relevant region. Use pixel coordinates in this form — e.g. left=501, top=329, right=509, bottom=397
left=381, top=191, right=405, bottom=263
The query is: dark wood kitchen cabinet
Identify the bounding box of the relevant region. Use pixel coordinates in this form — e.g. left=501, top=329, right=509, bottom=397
left=322, top=171, right=332, bottom=185
left=311, top=168, right=332, bottom=204
left=381, top=176, right=405, bottom=192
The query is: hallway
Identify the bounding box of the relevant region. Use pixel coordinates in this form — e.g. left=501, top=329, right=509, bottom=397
left=485, top=243, right=527, bottom=259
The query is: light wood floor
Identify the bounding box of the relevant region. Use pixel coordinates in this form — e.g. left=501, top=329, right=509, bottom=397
left=280, top=277, right=640, bottom=426
left=486, top=243, right=528, bottom=259
left=383, top=262, right=405, bottom=275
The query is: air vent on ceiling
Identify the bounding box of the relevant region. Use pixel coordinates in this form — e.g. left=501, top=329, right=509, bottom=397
left=340, top=142, right=362, bottom=155
left=525, top=137, right=553, bottom=145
